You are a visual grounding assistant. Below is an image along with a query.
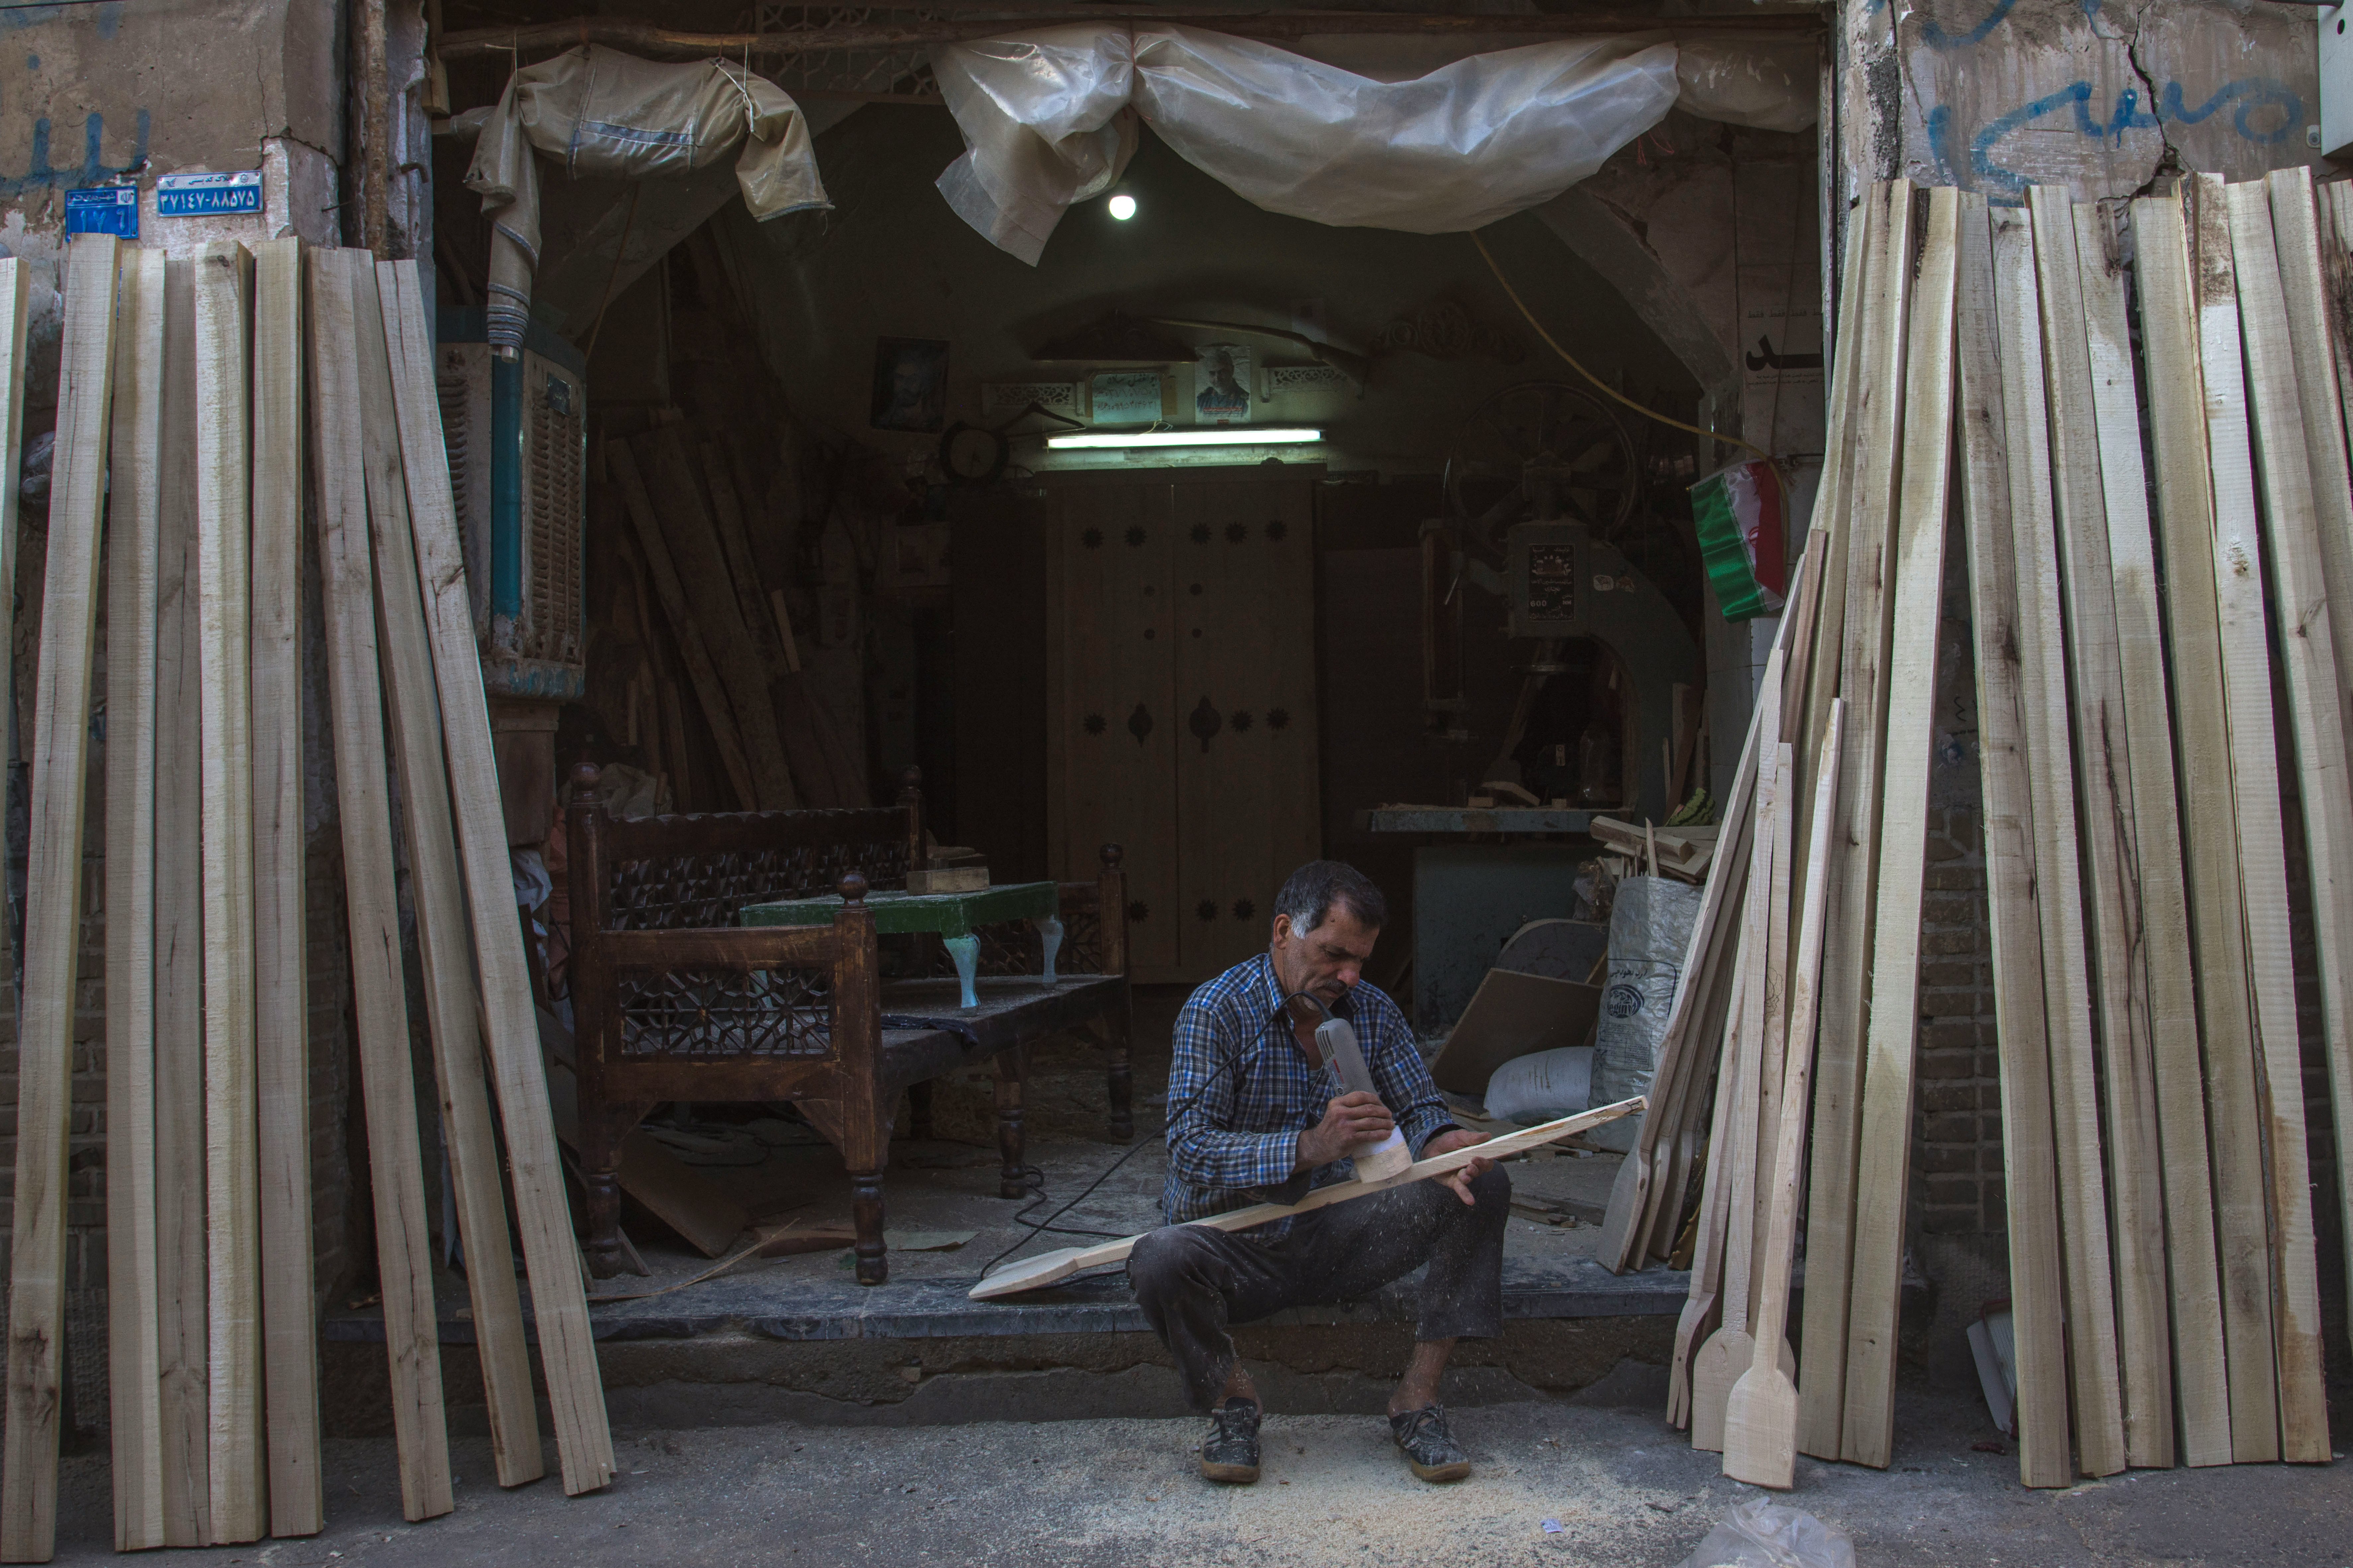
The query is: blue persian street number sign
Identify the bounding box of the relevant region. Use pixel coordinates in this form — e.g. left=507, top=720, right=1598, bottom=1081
left=63, top=186, right=138, bottom=239
left=157, top=170, right=262, bottom=218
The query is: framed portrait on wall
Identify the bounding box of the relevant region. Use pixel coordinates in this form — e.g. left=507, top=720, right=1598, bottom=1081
left=1194, top=343, right=1253, bottom=423
left=871, top=338, right=951, bottom=432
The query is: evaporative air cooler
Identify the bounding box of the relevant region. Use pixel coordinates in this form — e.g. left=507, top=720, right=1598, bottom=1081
left=434, top=308, right=588, bottom=845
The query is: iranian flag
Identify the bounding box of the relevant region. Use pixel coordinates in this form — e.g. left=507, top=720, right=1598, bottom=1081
left=1690, top=458, right=1787, bottom=621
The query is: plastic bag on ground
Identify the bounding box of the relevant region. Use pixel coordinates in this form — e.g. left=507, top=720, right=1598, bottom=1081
left=1482, top=1044, right=1594, bottom=1124
left=1674, top=1500, right=1856, bottom=1568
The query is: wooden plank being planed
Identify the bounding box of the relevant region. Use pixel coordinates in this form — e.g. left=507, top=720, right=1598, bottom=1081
left=379, top=260, right=616, bottom=1496
left=1988, top=203, right=2126, bottom=1480
left=249, top=235, right=322, bottom=1537
left=104, top=247, right=167, bottom=1550
left=1, top=232, right=119, bottom=1566
left=307, top=247, right=455, bottom=1524
left=1798, top=179, right=1914, bottom=1464
left=2030, top=185, right=2174, bottom=1470
left=1953, top=194, right=2072, bottom=1489
left=2222, top=176, right=2339, bottom=1462
left=2074, top=197, right=2230, bottom=1468
left=2263, top=166, right=2353, bottom=1376
left=347, top=257, right=545, bottom=1491
left=2132, top=187, right=2279, bottom=1464
left=1840, top=184, right=1958, bottom=1471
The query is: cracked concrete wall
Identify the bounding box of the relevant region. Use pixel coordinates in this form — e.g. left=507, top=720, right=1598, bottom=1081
left=0, top=0, right=339, bottom=243
left=1839, top=0, right=2322, bottom=209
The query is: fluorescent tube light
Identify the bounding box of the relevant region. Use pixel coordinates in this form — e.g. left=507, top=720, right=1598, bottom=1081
left=1044, top=428, right=1324, bottom=449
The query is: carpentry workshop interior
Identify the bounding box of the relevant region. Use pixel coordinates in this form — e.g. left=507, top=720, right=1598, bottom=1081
left=6, top=0, right=2353, bottom=1558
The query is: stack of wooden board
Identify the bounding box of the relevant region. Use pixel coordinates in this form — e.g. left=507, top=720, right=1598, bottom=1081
left=1619, top=175, right=2353, bottom=1495
left=0, top=241, right=614, bottom=1562
left=1589, top=816, right=1717, bottom=882
left=603, top=417, right=862, bottom=812
left=1609, top=172, right=2353, bottom=1489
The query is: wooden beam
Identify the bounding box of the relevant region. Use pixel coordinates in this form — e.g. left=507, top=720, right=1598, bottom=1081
left=306, top=247, right=455, bottom=1524
left=440, top=8, right=1823, bottom=60
left=2130, top=188, right=2280, bottom=1465
left=606, top=441, right=759, bottom=809
left=2074, top=197, right=2230, bottom=1468
left=2260, top=166, right=2353, bottom=1378
left=2222, top=175, right=2341, bottom=1463
left=193, top=240, right=267, bottom=1545
left=2029, top=185, right=2174, bottom=1470
left=1797, top=178, right=1913, bottom=1463
left=1986, top=203, right=2126, bottom=1480
left=346, top=258, right=546, bottom=1490
left=1952, top=194, right=2072, bottom=1489
left=249, top=236, right=322, bottom=1537
left=153, top=255, right=213, bottom=1547
left=0, top=231, right=119, bottom=1566
left=104, top=247, right=167, bottom=1550
left=1840, top=183, right=1958, bottom=1471
left=1723, top=706, right=1842, bottom=1490
left=378, top=259, right=616, bottom=1497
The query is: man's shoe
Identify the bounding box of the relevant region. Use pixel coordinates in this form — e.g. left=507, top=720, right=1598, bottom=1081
left=1389, top=1404, right=1472, bottom=1482
left=1199, top=1399, right=1262, bottom=1484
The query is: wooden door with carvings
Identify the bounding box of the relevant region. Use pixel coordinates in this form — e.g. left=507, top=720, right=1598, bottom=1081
left=1046, top=468, right=1321, bottom=983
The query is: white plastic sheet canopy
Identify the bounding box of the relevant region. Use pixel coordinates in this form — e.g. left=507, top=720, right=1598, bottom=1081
left=933, top=26, right=1817, bottom=265
left=466, top=44, right=831, bottom=349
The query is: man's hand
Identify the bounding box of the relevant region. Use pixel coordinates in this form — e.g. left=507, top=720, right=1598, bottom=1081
left=1295, top=1091, right=1394, bottom=1170
left=1421, top=1127, right=1496, bottom=1206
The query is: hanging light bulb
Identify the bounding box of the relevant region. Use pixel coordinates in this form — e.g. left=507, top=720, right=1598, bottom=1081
left=1107, top=193, right=1138, bottom=221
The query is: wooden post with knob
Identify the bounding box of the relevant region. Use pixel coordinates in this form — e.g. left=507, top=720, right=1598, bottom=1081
left=832, top=872, right=890, bottom=1283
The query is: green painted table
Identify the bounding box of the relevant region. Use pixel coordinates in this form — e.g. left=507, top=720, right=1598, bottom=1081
left=742, top=882, right=1062, bottom=1008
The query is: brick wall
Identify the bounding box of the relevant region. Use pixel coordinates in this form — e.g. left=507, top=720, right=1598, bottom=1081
left=1916, top=805, right=2001, bottom=1243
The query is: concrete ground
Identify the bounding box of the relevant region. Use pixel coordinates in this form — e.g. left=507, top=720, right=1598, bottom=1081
left=43, top=1366, right=2353, bottom=1566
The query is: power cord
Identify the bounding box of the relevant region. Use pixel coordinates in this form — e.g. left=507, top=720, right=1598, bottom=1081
left=971, top=990, right=1348, bottom=1287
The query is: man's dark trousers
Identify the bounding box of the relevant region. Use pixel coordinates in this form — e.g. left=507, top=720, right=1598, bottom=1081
left=1127, top=1166, right=1511, bottom=1411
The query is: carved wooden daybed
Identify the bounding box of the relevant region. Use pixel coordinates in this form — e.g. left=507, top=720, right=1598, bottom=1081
left=563, top=766, right=1130, bottom=1283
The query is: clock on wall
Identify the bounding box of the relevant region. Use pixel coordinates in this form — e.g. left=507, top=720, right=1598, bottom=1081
left=939, top=421, right=1009, bottom=484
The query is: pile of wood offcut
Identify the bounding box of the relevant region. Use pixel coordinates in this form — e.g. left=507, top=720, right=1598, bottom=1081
left=1600, top=171, right=2353, bottom=1491
left=0, top=238, right=614, bottom=1562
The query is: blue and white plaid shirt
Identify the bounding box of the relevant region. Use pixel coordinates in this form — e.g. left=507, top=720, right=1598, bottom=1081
left=1162, top=952, right=1456, bottom=1239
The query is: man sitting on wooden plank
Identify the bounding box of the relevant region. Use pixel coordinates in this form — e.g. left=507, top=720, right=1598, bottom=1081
left=1129, top=861, right=1503, bottom=1487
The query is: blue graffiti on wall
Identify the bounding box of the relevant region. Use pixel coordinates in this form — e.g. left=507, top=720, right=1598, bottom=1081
left=0, top=4, right=122, bottom=39
left=1928, top=77, right=2302, bottom=198
left=0, top=109, right=152, bottom=200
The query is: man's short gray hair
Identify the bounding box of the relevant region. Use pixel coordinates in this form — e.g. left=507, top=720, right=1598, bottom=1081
left=1274, top=860, right=1388, bottom=934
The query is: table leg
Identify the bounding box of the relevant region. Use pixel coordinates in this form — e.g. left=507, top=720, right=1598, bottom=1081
left=945, top=933, right=980, bottom=1008
left=994, top=1048, right=1028, bottom=1200
left=1036, top=915, right=1063, bottom=983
